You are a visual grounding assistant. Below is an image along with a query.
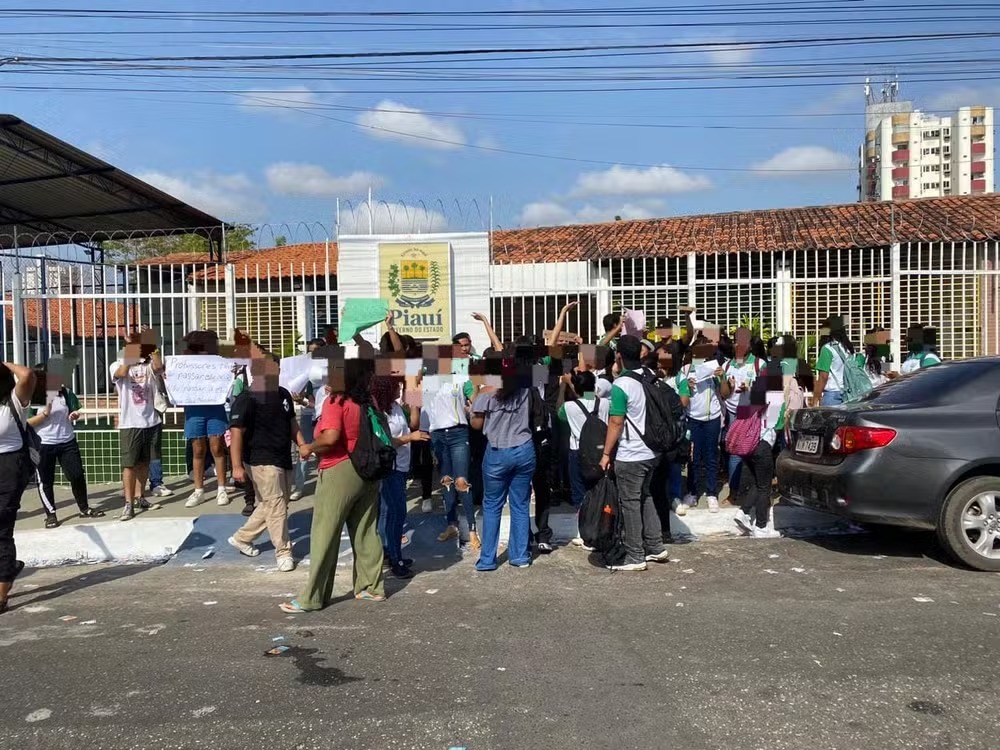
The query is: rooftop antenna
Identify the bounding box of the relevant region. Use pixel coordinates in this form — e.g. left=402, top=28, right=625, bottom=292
left=864, top=77, right=874, bottom=106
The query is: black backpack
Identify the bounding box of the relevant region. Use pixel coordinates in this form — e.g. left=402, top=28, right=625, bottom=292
left=574, top=397, right=608, bottom=488
left=350, top=403, right=397, bottom=481
left=619, top=371, right=681, bottom=457
left=579, top=474, right=626, bottom=567
left=528, top=387, right=552, bottom=452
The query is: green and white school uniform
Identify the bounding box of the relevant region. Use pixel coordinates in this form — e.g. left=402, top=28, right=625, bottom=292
left=899, top=351, right=942, bottom=376
left=676, top=364, right=723, bottom=423
left=815, top=342, right=865, bottom=395
left=722, top=356, right=759, bottom=418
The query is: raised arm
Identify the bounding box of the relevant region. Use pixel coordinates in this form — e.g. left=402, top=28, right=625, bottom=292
left=385, top=311, right=403, bottom=353
left=471, top=312, right=503, bottom=352
left=547, top=301, right=579, bottom=347
left=598, top=317, right=624, bottom=348
left=6, top=362, right=36, bottom=407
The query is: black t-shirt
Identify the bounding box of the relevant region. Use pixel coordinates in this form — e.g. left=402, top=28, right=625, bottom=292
left=229, top=387, right=296, bottom=469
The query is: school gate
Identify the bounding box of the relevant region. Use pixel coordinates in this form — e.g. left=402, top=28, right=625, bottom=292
left=3, top=195, right=1000, bottom=483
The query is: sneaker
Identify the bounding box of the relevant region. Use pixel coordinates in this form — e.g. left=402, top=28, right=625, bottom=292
left=675, top=502, right=688, bottom=517
left=468, top=531, right=482, bottom=550
left=216, top=487, right=231, bottom=506
left=44, top=514, right=60, bottom=529
left=707, top=496, right=720, bottom=513
left=241, top=503, right=255, bottom=517
left=607, top=561, right=647, bottom=572
left=184, top=488, right=206, bottom=509
left=570, top=536, right=585, bottom=547
left=734, top=510, right=754, bottom=536
left=752, top=525, right=782, bottom=539
left=390, top=563, right=414, bottom=579
left=437, top=525, right=459, bottom=543
left=151, top=485, right=172, bottom=498
left=683, top=493, right=698, bottom=508
left=119, top=503, right=134, bottom=522
left=276, top=556, right=296, bottom=572
left=227, top=536, right=260, bottom=557
left=289, top=490, right=303, bottom=502
left=224, top=483, right=239, bottom=494
left=537, top=542, right=554, bottom=554
left=645, top=549, right=671, bottom=563
left=421, top=499, right=433, bottom=513
left=459, top=542, right=472, bottom=553
left=136, top=496, right=153, bottom=510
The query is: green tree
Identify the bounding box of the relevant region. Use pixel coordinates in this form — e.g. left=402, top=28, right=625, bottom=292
left=102, top=224, right=257, bottom=264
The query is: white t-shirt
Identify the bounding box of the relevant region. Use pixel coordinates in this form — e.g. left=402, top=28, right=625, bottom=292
left=387, top=402, right=412, bottom=473
left=760, top=389, right=787, bottom=447
left=422, top=375, right=472, bottom=432
left=677, top=363, right=723, bottom=422
left=723, top=357, right=759, bottom=415
left=900, top=352, right=942, bottom=375
left=816, top=342, right=864, bottom=394
left=609, top=371, right=657, bottom=463
left=559, top=396, right=610, bottom=451
left=0, top=395, right=28, bottom=454
left=35, top=393, right=75, bottom=445
left=110, top=360, right=161, bottom=429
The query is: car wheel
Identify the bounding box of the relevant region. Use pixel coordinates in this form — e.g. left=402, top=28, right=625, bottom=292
left=937, top=477, right=1000, bottom=572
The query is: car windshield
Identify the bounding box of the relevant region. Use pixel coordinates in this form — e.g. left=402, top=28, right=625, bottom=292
left=858, top=361, right=1000, bottom=406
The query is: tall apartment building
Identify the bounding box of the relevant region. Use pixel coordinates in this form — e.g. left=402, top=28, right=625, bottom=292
left=859, top=86, right=994, bottom=202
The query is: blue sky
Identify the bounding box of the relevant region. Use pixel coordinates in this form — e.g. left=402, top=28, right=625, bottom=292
left=0, top=0, right=997, bottom=237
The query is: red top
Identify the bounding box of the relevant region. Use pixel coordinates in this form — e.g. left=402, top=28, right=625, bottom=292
left=316, top=398, right=362, bottom=470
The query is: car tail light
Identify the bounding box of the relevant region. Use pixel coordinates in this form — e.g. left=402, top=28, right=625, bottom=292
left=829, top=426, right=896, bottom=454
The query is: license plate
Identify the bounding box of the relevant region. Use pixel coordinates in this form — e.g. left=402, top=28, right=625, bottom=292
left=795, top=435, right=820, bottom=454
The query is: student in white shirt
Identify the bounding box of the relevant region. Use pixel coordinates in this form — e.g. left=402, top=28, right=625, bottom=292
left=0, top=361, right=37, bottom=615
left=677, top=347, right=731, bottom=512
left=813, top=321, right=864, bottom=406
left=900, top=325, right=943, bottom=375
left=28, top=377, right=103, bottom=529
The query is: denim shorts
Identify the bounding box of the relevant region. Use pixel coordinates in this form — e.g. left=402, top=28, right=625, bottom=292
left=184, top=405, right=229, bottom=440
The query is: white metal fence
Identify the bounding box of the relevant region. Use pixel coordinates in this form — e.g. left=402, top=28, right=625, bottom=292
left=0, top=238, right=996, bottom=421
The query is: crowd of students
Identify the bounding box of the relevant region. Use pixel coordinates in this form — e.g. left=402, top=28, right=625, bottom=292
left=0, top=310, right=944, bottom=615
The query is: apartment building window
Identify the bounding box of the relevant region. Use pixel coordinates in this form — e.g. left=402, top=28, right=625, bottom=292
left=924, top=129, right=941, bottom=138
left=943, top=181, right=951, bottom=189
left=921, top=165, right=940, bottom=173
left=923, top=182, right=940, bottom=190
left=972, top=116, right=986, bottom=125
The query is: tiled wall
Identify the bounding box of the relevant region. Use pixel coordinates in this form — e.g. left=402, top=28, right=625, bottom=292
left=67, top=429, right=188, bottom=486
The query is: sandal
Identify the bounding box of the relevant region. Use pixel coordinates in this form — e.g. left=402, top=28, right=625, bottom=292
left=44, top=515, right=60, bottom=529
left=278, top=600, right=313, bottom=614
left=79, top=508, right=105, bottom=518
left=355, top=590, right=386, bottom=602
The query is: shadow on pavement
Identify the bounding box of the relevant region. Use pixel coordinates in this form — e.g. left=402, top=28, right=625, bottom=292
left=7, top=563, right=156, bottom=609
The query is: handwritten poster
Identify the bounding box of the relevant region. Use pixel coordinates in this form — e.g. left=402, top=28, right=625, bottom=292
left=164, top=356, right=239, bottom=406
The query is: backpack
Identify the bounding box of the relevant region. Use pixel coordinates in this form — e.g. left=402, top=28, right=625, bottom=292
left=573, top=397, right=608, bottom=488
left=579, top=474, right=626, bottom=567
left=350, top=403, right=397, bottom=481
left=619, top=371, right=681, bottom=457
left=725, top=405, right=762, bottom=458
left=528, top=387, right=552, bottom=452
left=832, top=345, right=872, bottom=404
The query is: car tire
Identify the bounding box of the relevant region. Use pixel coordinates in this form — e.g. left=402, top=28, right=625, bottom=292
left=937, top=476, right=1000, bottom=572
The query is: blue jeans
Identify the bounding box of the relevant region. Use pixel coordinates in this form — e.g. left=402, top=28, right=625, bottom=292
left=821, top=391, right=844, bottom=406
left=295, top=408, right=316, bottom=492
left=431, top=425, right=475, bottom=540
left=728, top=454, right=742, bottom=494
left=687, top=417, right=721, bottom=498
left=567, top=449, right=586, bottom=509
left=668, top=461, right=683, bottom=501
left=378, top=470, right=408, bottom=565
left=148, top=424, right=163, bottom=489
left=477, top=441, right=536, bottom=571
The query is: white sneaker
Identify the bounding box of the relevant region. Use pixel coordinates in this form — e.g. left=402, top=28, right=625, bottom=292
left=645, top=549, right=671, bottom=563
left=151, top=485, right=173, bottom=498
left=682, top=493, right=698, bottom=508
left=216, top=487, right=231, bottom=506
left=421, top=499, right=433, bottom=513
left=227, top=536, right=260, bottom=557
left=224, top=483, right=239, bottom=494
left=570, top=536, right=585, bottom=547
left=289, top=490, right=303, bottom=502
left=734, top=510, right=754, bottom=536
left=276, top=556, right=296, bottom=572
left=184, top=488, right=206, bottom=508
left=675, top=502, right=688, bottom=517
left=607, top=561, right=648, bottom=572
left=707, top=496, right=720, bottom=513
left=752, top=525, right=782, bottom=539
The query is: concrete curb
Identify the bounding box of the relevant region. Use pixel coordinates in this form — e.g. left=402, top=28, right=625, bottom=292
left=14, top=505, right=852, bottom=569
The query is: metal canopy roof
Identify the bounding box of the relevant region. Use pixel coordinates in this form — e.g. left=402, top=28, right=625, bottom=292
left=0, top=114, right=225, bottom=251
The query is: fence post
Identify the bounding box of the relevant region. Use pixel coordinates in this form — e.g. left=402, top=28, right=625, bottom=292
left=686, top=252, right=697, bottom=308
left=776, top=260, right=793, bottom=333
left=224, top=263, right=237, bottom=339
left=890, top=241, right=902, bottom=366
left=11, top=269, right=24, bottom=365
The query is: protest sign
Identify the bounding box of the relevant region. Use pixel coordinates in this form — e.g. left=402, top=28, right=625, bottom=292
left=340, top=298, right=389, bottom=341
left=622, top=309, right=646, bottom=337
left=164, top=356, right=238, bottom=406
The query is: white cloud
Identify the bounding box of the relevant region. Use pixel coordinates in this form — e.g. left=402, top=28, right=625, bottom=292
left=236, top=85, right=325, bottom=116
left=356, top=100, right=466, bottom=150
left=338, top=204, right=449, bottom=234
left=137, top=170, right=265, bottom=221
left=518, top=199, right=667, bottom=227
left=703, top=42, right=757, bottom=65
left=925, top=85, right=1000, bottom=112
left=570, top=164, right=711, bottom=197
left=265, top=163, right=386, bottom=198
left=750, top=146, right=854, bottom=177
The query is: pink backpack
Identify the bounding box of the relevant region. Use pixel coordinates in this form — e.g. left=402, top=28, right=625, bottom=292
left=725, top=410, right=762, bottom=458
left=784, top=376, right=806, bottom=413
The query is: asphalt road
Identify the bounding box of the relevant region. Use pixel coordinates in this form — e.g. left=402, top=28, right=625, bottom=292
left=2, top=530, right=999, bottom=750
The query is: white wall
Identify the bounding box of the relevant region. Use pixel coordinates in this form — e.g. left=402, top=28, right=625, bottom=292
left=336, top=232, right=491, bottom=354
